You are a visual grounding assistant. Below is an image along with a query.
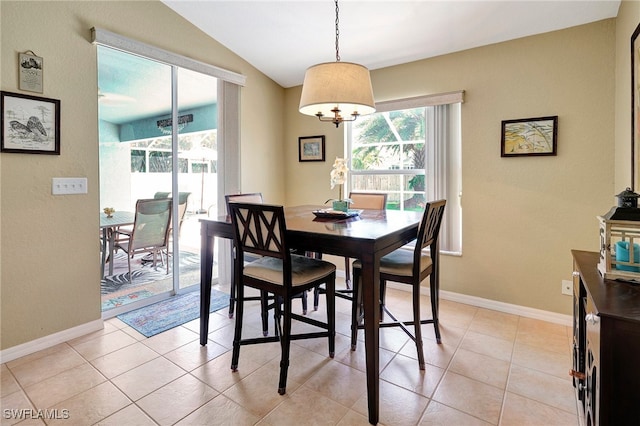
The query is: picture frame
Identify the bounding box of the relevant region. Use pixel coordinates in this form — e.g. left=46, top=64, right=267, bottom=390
left=501, top=115, right=558, bottom=157
left=19, top=52, right=43, bottom=93
left=298, top=135, right=325, bottom=162
left=1, top=91, right=60, bottom=155
left=631, top=22, right=640, bottom=190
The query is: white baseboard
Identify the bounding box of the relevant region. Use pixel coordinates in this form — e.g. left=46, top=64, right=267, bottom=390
left=387, top=282, right=572, bottom=327
left=0, top=319, right=104, bottom=364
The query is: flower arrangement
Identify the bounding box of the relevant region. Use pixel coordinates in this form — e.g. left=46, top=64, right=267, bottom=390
left=103, top=207, right=115, bottom=218
left=330, top=157, right=349, bottom=201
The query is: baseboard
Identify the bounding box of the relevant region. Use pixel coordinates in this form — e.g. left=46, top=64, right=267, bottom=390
left=0, top=319, right=104, bottom=364
left=387, top=282, right=573, bottom=327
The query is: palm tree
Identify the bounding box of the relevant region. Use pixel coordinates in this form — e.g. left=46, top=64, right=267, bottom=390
left=353, top=108, right=426, bottom=208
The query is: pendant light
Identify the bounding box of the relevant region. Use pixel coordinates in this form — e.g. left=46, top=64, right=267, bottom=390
left=299, top=0, right=375, bottom=127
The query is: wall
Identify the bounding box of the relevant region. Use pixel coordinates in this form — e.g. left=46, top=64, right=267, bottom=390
left=0, top=1, right=285, bottom=350
left=284, top=19, right=617, bottom=316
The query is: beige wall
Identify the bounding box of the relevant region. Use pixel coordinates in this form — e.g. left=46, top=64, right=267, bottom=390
left=285, top=19, right=618, bottom=315
left=0, top=1, right=285, bottom=350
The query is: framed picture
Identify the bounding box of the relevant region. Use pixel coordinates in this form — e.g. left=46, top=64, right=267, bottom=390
left=1, top=91, right=60, bottom=155
left=501, top=115, right=558, bottom=157
left=298, top=135, right=325, bottom=162
left=632, top=22, right=640, bottom=189
left=19, top=52, right=43, bottom=93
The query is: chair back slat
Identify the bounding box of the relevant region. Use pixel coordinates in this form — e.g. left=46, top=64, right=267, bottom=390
left=130, top=198, right=172, bottom=250
left=416, top=199, right=447, bottom=251
left=348, top=192, right=387, bottom=210
left=230, top=202, right=287, bottom=260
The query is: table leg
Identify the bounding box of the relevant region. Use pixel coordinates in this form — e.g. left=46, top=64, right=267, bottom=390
left=200, top=224, right=215, bottom=345
left=100, top=228, right=108, bottom=279
left=108, top=228, right=116, bottom=276
left=361, top=253, right=381, bottom=425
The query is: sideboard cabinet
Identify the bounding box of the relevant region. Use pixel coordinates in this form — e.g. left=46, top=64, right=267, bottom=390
left=571, top=250, right=640, bottom=425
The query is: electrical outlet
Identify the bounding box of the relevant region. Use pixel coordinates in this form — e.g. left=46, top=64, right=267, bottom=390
left=52, top=177, right=88, bottom=195
left=562, top=280, right=573, bottom=296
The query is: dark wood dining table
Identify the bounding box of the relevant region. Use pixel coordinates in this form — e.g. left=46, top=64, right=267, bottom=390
left=199, top=205, right=422, bottom=425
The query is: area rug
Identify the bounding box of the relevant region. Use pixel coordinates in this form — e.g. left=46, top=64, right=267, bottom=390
left=102, top=289, right=155, bottom=311
left=101, top=250, right=202, bottom=295
left=117, top=289, right=229, bottom=337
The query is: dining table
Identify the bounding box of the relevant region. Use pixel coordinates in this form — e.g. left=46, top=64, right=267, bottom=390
left=199, top=204, right=422, bottom=425
left=100, top=210, right=135, bottom=278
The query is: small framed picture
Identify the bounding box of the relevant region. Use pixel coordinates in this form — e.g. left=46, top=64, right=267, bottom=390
left=1, top=91, right=60, bottom=155
left=19, top=52, right=43, bottom=93
left=501, top=116, right=558, bottom=157
left=298, top=135, right=325, bottom=162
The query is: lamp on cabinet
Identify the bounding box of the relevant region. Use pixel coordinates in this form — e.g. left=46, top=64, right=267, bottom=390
left=597, top=188, right=640, bottom=281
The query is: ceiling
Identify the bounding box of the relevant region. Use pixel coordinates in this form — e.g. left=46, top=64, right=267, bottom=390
left=162, top=0, right=621, bottom=89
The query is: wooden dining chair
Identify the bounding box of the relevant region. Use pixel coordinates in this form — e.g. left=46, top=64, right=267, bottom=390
left=351, top=199, right=446, bottom=370
left=114, top=198, right=173, bottom=283
left=312, top=192, right=387, bottom=311
left=228, top=202, right=336, bottom=395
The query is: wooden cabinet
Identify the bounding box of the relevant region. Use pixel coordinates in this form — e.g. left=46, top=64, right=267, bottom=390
left=571, top=250, right=640, bottom=426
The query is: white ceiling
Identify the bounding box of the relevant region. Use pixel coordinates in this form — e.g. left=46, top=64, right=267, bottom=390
left=162, top=0, right=621, bottom=88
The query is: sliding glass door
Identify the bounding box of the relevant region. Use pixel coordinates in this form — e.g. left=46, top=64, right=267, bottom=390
left=98, top=46, right=219, bottom=316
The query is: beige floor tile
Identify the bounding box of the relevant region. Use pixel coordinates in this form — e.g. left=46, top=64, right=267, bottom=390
left=47, top=381, right=130, bottom=425
left=512, top=341, right=572, bottom=380
left=261, top=386, right=350, bottom=425
left=398, top=338, right=457, bottom=371
left=95, top=404, right=156, bottom=425
left=459, top=330, right=514, bottom=362
left=500, top=391, right=579, bottom=425
left=380, top=353, right=445, bottom=398
left=137, top=374, right=218, bottom=425
left=303, top=358, right=367, bottom=406
left=0, top=389, right=35, bottom=426
left=468, top=310, right=519, bottom=342
left=119, top=325, right=148, bottom=341
left=438, top=299, right=478, bottom=330
left=448, top=348, right=510, bottom=389
left=274, top=344, right=334, bottom=385
left=336, top=409, right=373, bottom=426
left=111, top=357, right=186, bottom=401
left=352, top=378, right=429, bottom=426
left=333, top=343, right=396, bottom=374
left=24, top=363, right=106, bottom=409
left=175, top=394, right=260, bottom=425
left=163, top=339, right=228, bottom=372
left=70, top=330, right=138, bottom=361
left=432, top=372, right=504, bottom=424
left=5, top=343, right=70, bottom=369
left=515, top=327, right=571, bottom=355
left=90, top=341, right=159, bottom=379
left=507, top=364, right=576, bottom=414
left=517, top=317, right=569, bottom=337
left=66, top=322, right=120, bottom=346
left=191, top=351, right=260, bottom=393
left=141, top=326, right=199, bottom=354
left=1, top=364, right=21, bottom=398
left=419, top=400, right=492, bottom=425
left=8, top=345, right=87, bottom=388
left=223, top=363, right=302, bottom=417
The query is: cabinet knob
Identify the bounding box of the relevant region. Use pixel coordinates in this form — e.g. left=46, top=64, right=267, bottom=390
left=585, top=313, right=599, bottom=325
left=579, top=383, right=588, bottom=392
left=572, top=271, right=580, bottom=277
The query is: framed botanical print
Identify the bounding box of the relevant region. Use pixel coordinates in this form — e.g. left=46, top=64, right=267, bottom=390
left=298, top=135, right=325, bottom=162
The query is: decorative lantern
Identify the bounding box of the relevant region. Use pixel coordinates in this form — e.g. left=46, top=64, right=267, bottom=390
left=597, top=188, right=640, bottom=281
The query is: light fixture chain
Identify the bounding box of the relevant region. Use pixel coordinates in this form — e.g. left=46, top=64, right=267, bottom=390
left=335, top=0, right=340, bottom=62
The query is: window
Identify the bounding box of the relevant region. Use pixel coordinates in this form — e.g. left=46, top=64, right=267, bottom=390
left=347, top=92, right=463, bottom=253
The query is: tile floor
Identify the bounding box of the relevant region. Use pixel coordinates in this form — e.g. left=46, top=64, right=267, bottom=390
left=1, top=279, right=579, bottom=425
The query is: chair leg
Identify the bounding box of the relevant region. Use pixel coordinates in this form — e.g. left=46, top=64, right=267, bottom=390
left=350, top=267, right=362, bottom=351
left=380, top=279, right=387, bottom=320
left=260, top=290, right=270, bottom=336
left=127, top=253, right=132, bottom=284
left=326, top=275, right=336, bottom=358
left=278, top=297, right=292, bottom=395
left=413, top=284, right=426, bottom=370
left=344, top=257, right=351, bottom=289
left=430, top=273, right=442, bottom=344
left=228, top=270, right=236, bottom=319
left=230, top=278, right=245, bottom=372
left=301, top=290, right=308, bottom=315
left=313, top=286, right=320, bottom=311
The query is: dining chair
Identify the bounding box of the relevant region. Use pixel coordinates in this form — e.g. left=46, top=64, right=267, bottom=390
left=114, top=198, right=173, bottom=283
left=150, top=191, right=191, bottom=260
left=351, top=199, right=446, bottom=370
left=312, top=192, right=387, bottom=311
left=228, top=202, right=336, bottom=395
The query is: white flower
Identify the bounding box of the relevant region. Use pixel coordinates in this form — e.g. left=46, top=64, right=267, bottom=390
left=330, top=157, right=349, bottom=189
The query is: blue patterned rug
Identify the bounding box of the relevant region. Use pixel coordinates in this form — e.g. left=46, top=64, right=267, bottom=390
left=117, top=289, right=229, bottom=337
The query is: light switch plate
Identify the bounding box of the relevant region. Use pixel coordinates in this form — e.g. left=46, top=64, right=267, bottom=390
left=52, top=177, right=87, bottom=195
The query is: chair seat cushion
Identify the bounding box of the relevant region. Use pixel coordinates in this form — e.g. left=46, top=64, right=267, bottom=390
left=245, top=254, right=336, bottom=286
left=353, top=248, right=432, bottom=277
